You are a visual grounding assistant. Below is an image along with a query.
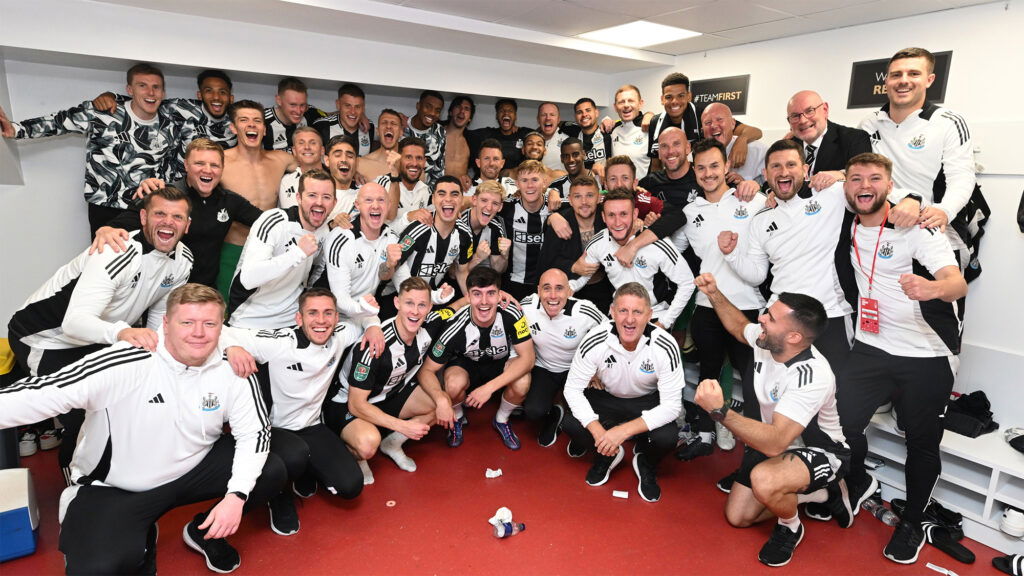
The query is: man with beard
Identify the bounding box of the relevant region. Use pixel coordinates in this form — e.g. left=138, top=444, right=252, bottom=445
left=465, top=138, right=517, bottom=206
left=323, top=136, right=361, bottom=222
left=466, top=98, right=534, bottom=173
left=91, top=138, right=263, bottom=288
left=312, top=83, right=374, bottom=156
left=226, top=169, right=336, bottom=330
left=444, top=95, right=476, bottom=190
left=837, top=153, right=967, bottom=564
left=262, top=77, right=327, bottom=152
left=403, top=90, right=446, bottom=188
left=279, top=127, right=327, bottom=208
left=570, top=97, right=612, bottom=179
left=358, top=109, right=403, bottom=184
left=381, top=137, right=433, bottom=231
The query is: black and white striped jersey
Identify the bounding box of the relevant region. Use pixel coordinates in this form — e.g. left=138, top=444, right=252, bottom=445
left=429, top=304, right=532, bottom=365
left=561, top=124, right=612, bottom=169
left=10, top=100, right=180, bottom=209
left=548, top=172, right=601, bottom=202
left=563, top=321, right=684, bottom=431
left=164, top=98, right=236, bottom=182
left=458, top=208, right=505, bottom=270
left=311, top=114, right=375, bottom=156
left=724, top=182, right=854, bottom=318
left=744, top=324, right=846, bottom=452
left=9, top=231, right=192, bottom=356
left=571, top=229, right=695, bottom=327
left=849, top=213, right=962, bottom=356
left=403, top=122, right=446, bottom=188
left=499, top=199, right=550, bottom=286
left=0, top=341, right=270, bottom=498
left=325, top=218, right=399, bottom=322
left=220, top=322, right=360, bottom=430
left=393, top=220, right=473, bottom=290
left=466, top=177, right=517, bottom=200
left=333, top=311, right=449, bottom=404
left=262, top=106, right=328, bottom=152
left=227, top=206, right=330, bottom=329
left=520, top=295, right=606, bottom=373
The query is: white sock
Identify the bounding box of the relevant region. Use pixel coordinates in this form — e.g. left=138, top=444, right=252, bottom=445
left=778, top=514, right=801, bottom=533
left=495, top=398, right=519, bottom=424
left=453, top=404, right=464, bottom=421
left=798, top=488, right=828, bottom=504
left=381, top=433, right=416, bottom=472
left=698, top=431, right=714, bottom=444
left=358, top=459, right=374, bottom=485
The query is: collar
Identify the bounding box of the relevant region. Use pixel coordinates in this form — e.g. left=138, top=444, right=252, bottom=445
left=285, top=205, right=301, bottom=223
left=783, top=347, right=814, bottom=367
left=174, top=178, right=224, bottom=202
left=294, top=327, right=312, bottom=349
left=880, top=101, right=938, bottom=122
left=136, top=231, right=158, bottom=255
left=808, top=125, right=827, bottom=150
left=609, top=321, right=655, bottom=350
left=797, top=182, right=814, bottom=200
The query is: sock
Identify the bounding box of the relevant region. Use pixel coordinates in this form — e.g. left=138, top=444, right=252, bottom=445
left=798, top=488, right=828, bottom=504
left=380, top=433, right=416, bottom=472
left=778, top=514, right=801, bottom=533
left=495, top=398, right=519, bottom=423
left=453, top=403, right=464, bottom=422
left=358, top=459, right=375, bottom=485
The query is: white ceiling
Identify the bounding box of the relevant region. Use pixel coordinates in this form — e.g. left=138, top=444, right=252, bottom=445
left=96, top=0, right=995, bottom=73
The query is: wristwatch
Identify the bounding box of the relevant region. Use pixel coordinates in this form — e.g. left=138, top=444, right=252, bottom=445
left=229, top=491, right=248, bottom=502
left=709, top=403, right=730, bottom=423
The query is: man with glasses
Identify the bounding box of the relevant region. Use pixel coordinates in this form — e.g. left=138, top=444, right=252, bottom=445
left=786, top=91, right=871, bottom=191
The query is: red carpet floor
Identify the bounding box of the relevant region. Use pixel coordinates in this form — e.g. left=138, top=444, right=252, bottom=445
left=4, top=405, right=1001, bottom=575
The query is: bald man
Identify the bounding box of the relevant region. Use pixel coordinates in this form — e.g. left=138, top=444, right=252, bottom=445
left=701, top=103, right=767, bottom=185
left=786, top=90, right=871, bottom=191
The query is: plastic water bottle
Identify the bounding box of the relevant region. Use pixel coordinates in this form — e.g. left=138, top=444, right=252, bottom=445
left=493, top=522, right=526, bottom=538
left=862, top=497, right=899, bottom=527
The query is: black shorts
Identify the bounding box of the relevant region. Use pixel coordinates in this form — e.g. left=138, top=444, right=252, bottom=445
left=446, top=357, right=507, bottom=391
left=735, top=444, right=850, bottom=494
left=323, top=383, right=418, bottom=435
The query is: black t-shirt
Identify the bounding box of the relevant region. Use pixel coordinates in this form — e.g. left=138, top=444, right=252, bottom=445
left=466, top=126, right=534, bottom=174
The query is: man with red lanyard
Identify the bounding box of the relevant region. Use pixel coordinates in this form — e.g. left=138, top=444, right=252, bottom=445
left=836, top=153, right=967, bottom=564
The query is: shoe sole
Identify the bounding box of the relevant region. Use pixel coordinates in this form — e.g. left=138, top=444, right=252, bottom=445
left=833, top=481, right=854, bottom=529
left=586, top=447, right=624, bottom=487
left=268, top=502, right=299, bottom=536
left=632, top=453, right=660, bottom=503
left=883, top=537, right=925, bottom=564
left=567, top=443, right=587, bottom=458
left=850, top=475, right=880, bottom=518
left=182, top=523, right=240, bottom=574
left=39, top=437, right=61, bottom=450
left=18, top=445, right=37, bottom=457
left=759, top=528, right=804, bottom=567
left=292, top=483, right=316, bottom=499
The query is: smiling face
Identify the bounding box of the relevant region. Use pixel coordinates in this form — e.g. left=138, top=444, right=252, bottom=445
left=297, top=178, right=336, bottom=231
left=604, top=163, right=636, bottom=191
left=476, top=146, right=505, bottom=180
left=335, top=94, right=364, bottom=132
left=496, top=102, right=517, bottom=134
left=661, top=83, right=691, bottom=121
left=844, top=162, right=892, bottom=217
left=569, top=184, right=599, bottom=221
left=538, top=269, right=571, bottom=319
left=537, top=103, right=560, bottom=138
left=126, top=73, right=165, bottom=120
left=560, top=142, right=585, bottom=177
left=185, top=149, right=223, bottom=197
left=472, top=187, right=503, bottom=227
left=432, top=181, right=462, bottom=225
left=764, top=149, right=808, bottom=201
left=276, top=89, right=309, bottom=125
left=523, top=134, right=546, bottom=161
left=296, top=295, right=338, bottom=346
left=657, top=128, right=690, bottom=174
left=612, top=293, right=652, bottom=349
left=414, top=95, right=443, bottom=129
left=469, top=282, right=501, bottom=326
left=602, top=197, right=637, bottom=245
left=692, top=147, right=729, bottom=196
left=140, top=196, right=190, bottom=253
left=787, top=91, right=828, bottom=145
left=886, top=56, right=934, bottom=112
left=399, top=144, right=426, bottom=185
left=614, top=88, right=642, bottom=122
left=291, top=130, right=324, bottom=171
left=701, top=103, right=735, bottom=145
left=393, top=287, right=431, bottom=340
left=515, top=169, right=545, bottom=205
left=574, top=101, right=597, bottom=130
left=755, top=301, right=797, bottom=356
left=328, top=141, right=357, bottom=186
left=230, top=106, right=266, bottom=150
left=378, top=112, right=402, bottom=151
left=163, top=302, right=223, bottom=367
left=356, top=182, right=389, bottom=233
left=197, top=77, right=232, bottom=119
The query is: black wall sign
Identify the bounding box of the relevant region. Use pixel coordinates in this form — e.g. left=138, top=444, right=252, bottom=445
left=691, top=75, right=750, bottom=115
left=847, top=51, right=952, bottom=109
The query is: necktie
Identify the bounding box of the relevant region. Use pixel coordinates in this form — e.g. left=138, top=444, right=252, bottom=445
left=805, top=144, right=817, bottom=167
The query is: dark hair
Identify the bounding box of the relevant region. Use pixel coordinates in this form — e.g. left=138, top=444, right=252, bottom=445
left=337, top=83, right=365, bottom=100
left=299, top=287, right=337, bottom=311
left=765, top=139, right=805, bottom=168
left=399, top=136, right=427, bottom=154
left=434, top=175, right=463, bottom=193
left=560, top=137, right=583, bottom=152
left=661, top=72, right=691, bottom=90
left=570, top=174, right=599, bottom=190
left=379, top=108, right=402, bottom=123
left=197, top=69, right=232, bottom=90
left=691, top=138, right=728, bottom=164
left=467, top=266, right=502, bottom=290
left=603, top=187, right=635, bottom=207
left=846, top=152, right=893, bottom=177
left=228, top=99, right=264, bottom=121
left=143, top=186, right=192, bottom=214
left=277, top=77, right=307, bottom=95
left=495, top=98, right=518, bottom=112
left=478, top=138, right=503, bottom=156
left=605, top=155, right=637, bottom=178
left=127, top=62, right=163, bottom=85
left=298, top=168, right=336, bottom=193
left=326, top=135, right=357, bottom=155
left=573, top=97, right=597, bottom=112
left=448, top=95, right=476, bottom=119
left=419, top=90, right=444, bottom=104
left=777, top=292, right=827, bottom=340
left=889, top=47, right=935, bottom=74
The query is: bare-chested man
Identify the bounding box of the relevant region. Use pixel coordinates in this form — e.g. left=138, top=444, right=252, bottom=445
left=217, top=99, right=297, bottom=297
left=444, top=95, right=476, bottom=191
left=357, top=109, right=403, bottom=184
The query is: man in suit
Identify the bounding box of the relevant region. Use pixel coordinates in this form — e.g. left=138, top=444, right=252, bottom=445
left=786, top=90, right=872, bottom=191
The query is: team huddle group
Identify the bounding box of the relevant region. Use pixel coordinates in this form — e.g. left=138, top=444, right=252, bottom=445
left=0, top=45, right=977, bottom=573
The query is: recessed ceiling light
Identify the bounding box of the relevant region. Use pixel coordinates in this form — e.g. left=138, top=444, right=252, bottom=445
left=578, top=21, right=701, bottom=48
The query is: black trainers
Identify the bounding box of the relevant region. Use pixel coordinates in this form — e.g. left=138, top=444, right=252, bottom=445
left=847, top=473, right=880, bottom=517
left=759, top=522, right=804, bottom=567
left=884, top=520, right=925, bottom=564
left=268, top=492, right=300, bottom=536
left=492, top=419, right=521, bottom=450
left=825, top=480, right=854, bottom=528
left=675, top=436, right=713, bottom=461
left=183, top=513, right=241, bottom=573
left=585, top=446, right=624, bottom=486
left=716, top=471, right=737, bottom=494
left=567, top=439, right=588, bottom=458
left=804, top=502, right=832, bottom=522
left=632, top=453, right=661, bottom=503
left=293, top=474, right=317, bottom=499
left=538, top=405, right=564, bottom=447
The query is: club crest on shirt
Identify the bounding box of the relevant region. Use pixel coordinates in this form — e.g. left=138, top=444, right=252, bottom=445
left=447, top=246, right=458, bottom=258
left=563, top=327, right=578, bottom=339
left=769, top=384, right=780, bottom=402
left=639, top=359, right=655, bottom=374
left=360, top=135, right=370, bottom=148
left=491, top=324, right=505, bottom=338
left=804, top=199, right=822, bottom=216
left=217, top=208, right=229, bottom=223
left=160, top=274, right=176, bottom=288
left=908, top=135, right=926, bottom=150
left=201, top=393, right=221, bottom=412
left=634, top=256, right=648, bottom=269
left=878, top=241, right=895, bottom=259
left=734, top=206, right=749, bottom=219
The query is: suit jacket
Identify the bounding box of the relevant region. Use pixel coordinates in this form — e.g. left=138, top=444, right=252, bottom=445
left=794, top=120, right=872, bottom=174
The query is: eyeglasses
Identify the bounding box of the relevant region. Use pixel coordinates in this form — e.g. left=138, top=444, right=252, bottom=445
left=786, top=103, right=825, bottom=123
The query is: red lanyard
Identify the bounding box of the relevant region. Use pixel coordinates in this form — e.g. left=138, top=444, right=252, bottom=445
left=852, top=204, right=889, bottom=298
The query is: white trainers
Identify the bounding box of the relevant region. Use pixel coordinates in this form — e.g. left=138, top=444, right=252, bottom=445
left=18, top=430, right=38, bottom=457
left=715, top=422, right=735, bottom=451
left=1000, top=507, right=1024, bottom=538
